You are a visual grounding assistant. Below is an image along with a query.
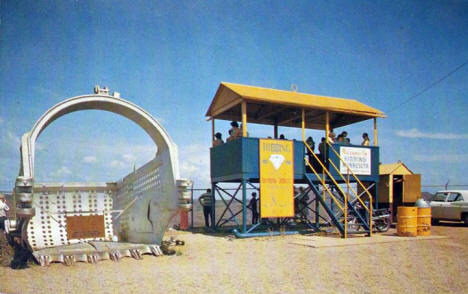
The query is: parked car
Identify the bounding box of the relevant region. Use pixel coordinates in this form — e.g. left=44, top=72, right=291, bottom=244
left=430, top=190, right=468, bottom=225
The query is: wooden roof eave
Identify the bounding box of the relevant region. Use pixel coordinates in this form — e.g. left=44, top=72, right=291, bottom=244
left=244, top=97, right=385, bottom=118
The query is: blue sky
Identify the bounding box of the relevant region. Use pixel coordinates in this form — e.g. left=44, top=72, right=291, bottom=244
left=0, top=0, right=467, bottom=193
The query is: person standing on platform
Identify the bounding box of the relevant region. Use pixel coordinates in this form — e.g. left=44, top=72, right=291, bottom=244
left=248, top=192, right=259, bottom=224
left=306, top=136, right=315, bottom=168
left=306, top=136, right=315, bottom=151
left=199, top=189, right=213, bottom=228
left=361, top=133, right=370, bottom=146
left=318, top=137, right=326, bottom=159
left=337, top=131, right=348, bottom=143
left=229, top=121, right=242, bottom=138
left=328, top=130, right=336, bottom=143
left=213, top=132, right=224, bottom=147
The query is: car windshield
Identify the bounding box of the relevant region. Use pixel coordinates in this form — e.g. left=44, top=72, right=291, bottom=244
left=432, top=193, right=448, bottom=202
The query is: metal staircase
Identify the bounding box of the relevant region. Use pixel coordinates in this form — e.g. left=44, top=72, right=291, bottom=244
left=303, top=140, right=374, bottom=238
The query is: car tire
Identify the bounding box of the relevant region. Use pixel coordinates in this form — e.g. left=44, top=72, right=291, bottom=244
left=463, top=214, right=468, bottom=226
left=431, top=219, right=439, bottom=225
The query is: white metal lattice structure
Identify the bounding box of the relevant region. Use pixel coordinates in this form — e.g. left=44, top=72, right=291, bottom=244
left=114, top=157, right=176, bottom=245
left=27, top=183, right=115, bottom=250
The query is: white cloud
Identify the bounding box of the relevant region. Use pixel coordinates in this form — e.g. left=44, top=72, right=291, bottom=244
left=396, top=128, right=468, bottom=139
left=413, top=154, right=468, bottom=162
left=6, top=130, right=21, bottom=146
left=110, top=160, right=128, bottom=169
left=178, top=143, right=210, bottom=189
left=35, top=143, right=46, bottom=151
left=0, top=129, right=21, bottom=156
left=109, top=153, right=142, bottom=170
left=154, top=116, right=166, bottom=124
left=122, top=153, right=137, bottom=163
left=51, top=166, right=72, bottom=177
left=83, top=155, right=97, bottom=163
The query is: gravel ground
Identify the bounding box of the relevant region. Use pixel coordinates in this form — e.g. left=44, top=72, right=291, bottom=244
left=1, top=223, right=467, bottom=294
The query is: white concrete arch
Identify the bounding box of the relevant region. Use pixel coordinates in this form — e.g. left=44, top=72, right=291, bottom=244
left=15, top=93, right=182, bottom=249
left=19, top=94, right=179, bottom=180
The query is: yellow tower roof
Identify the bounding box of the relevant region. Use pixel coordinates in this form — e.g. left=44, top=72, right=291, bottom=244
left=206, top=82, right=385, bottom=129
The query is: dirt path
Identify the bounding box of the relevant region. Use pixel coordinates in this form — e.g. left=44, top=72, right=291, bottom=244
left=1, top=224, right=467, bottom=294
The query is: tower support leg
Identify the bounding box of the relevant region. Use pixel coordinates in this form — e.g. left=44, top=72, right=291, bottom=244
left=315, top=191, right=320, bottom=229
left=242, top=179, right=247, bottom=233
left=211, top=182, right=216, bottom=230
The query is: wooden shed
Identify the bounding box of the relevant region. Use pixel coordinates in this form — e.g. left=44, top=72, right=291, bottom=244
left=378, top=162, right=421, bottom=221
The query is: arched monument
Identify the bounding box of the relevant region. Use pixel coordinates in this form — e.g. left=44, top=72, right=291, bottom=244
left=11, top=86, right=188, bottom=265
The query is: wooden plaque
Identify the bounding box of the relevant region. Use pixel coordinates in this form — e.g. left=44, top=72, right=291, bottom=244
left=66, top=215, right=105, bottom=240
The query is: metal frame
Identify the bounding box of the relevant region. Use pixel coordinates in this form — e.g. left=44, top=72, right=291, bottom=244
left=211, top=179, right=323, bottom=237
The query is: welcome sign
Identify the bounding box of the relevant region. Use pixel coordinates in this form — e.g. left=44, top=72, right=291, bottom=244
left=259, top=139, right=294, bottom=218
left=339, top=146, right=371, bottom=175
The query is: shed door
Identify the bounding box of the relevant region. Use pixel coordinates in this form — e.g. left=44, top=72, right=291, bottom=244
left=402, top=174, right=421, bottom=203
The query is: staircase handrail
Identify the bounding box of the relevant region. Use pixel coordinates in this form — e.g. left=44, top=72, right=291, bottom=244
left=326, top=142, right=373, bottom=235
left=325, top=152, right=370, bottom=213
left=304, top=142, right=359, bottom=213
left=304, top=158, right=344, bottom=212
left=325, top=142, right=373, bottom=207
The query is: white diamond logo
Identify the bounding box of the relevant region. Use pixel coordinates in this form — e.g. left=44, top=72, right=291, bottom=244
left=269, top=154, right=285, bottom=170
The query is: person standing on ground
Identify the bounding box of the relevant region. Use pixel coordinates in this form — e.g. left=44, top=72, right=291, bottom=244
left=0, top=194, right=9, bottom=231
left=361, top=133, right=370, bottom=146
left=199, top=189, right=213, bottom=228
left=248, top=192, right=259, bottom=224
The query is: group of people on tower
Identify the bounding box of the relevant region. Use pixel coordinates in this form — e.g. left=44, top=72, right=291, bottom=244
left=213, top=121, right=371, bottom=148
left=212, top=121, right=243, bottom=147
left=327, top=129, right=370, bottom=146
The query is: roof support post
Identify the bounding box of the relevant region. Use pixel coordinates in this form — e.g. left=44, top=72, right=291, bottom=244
left=274, top=119, right=278, bottom=139
left=325, top=111, right=330, bottom=143
left=373, top=118, right=378, bottom=146
left=211, top=118, right=215, bottom=146
left=301, top=109, right=305, bottom=141
left=241, top=100, right=247, bottom=137
left=389, top=174, right=393, bottom=204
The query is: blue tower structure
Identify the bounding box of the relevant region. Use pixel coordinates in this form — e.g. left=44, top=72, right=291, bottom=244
left=206, top=82, right=386, bottom=238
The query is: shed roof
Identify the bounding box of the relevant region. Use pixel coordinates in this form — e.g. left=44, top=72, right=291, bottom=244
left=206, top=82, right=386, bottom=129
left=379, top=162, right=413, bottom=175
